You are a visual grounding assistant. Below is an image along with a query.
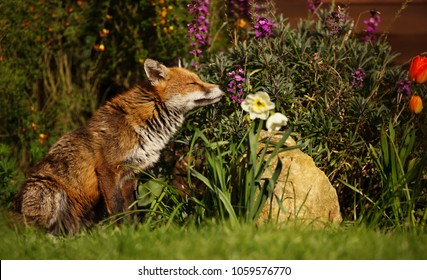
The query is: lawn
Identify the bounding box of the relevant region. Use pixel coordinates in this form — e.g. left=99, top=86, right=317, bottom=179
left=1, top=0, right=427, bottom=264
left=1, top=210, right=426, bottom=260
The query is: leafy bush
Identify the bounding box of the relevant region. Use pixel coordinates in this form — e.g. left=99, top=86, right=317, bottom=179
left=175, top=4, right=427, bottom=230
left=0, top=144, right=23, bottom=207
left=0, top=0, right=192, bottom=169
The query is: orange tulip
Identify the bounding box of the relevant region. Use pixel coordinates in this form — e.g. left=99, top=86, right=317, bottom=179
left=408, top=55, right=427, bottom=84
left=409, top=95, right=423, bottom=114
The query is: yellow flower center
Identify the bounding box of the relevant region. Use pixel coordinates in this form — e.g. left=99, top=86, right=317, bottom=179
left=252, top=98, right=268, bottom=113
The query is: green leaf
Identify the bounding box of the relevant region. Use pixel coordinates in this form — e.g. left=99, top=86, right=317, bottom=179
left=137, top=179, right=164, bottom=207
left=191, top=169, right=239, bottom=228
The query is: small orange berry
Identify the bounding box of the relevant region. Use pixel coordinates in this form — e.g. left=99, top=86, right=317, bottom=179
left=238, top=19, right=247, bottom=28
left=99, top=28, right=110, bottom=37
left=93, top=44, right=105, bottom=51
left=161, top=9, right=167, bottom=18
left=39, top=133, right=48, bottom=144
left=22, top=20, right=31, bottom=28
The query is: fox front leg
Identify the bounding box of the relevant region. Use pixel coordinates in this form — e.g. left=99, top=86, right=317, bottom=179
left=121, top=178, right=138, bottom=211
left=96, top=165, right=125, bottom=216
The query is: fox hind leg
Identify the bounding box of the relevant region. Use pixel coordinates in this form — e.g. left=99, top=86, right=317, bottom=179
left=96, top=165, right=126, bottom=216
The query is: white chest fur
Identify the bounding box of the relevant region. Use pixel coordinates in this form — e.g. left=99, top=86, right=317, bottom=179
left=125, top=108, right=184, bottom=171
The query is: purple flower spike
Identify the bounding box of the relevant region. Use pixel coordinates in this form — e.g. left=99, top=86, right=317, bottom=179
left=363, top=10, right=381, bottom=43
left=325, top=6, right=350, bottom=35
left=254, top=16, right=275, bottom=39
left=307, top=0, right=322, bottom=13
left=396, top=80, right=412, bottom=101
left=228, top=0, right=253, bottom=21
left=351, top=67, right=366, bottom=88
left=187, top=0, right=210, bottom=64
left=227, top=66, right=246, bottom=103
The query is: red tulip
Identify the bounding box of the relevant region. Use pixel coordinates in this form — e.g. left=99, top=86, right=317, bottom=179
left=409, top=55, right=427, bottom=84
left=409, top=95, right=423, bottom=114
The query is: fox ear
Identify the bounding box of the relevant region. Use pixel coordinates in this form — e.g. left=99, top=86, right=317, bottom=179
left=144, top=59, right=169, bottom=85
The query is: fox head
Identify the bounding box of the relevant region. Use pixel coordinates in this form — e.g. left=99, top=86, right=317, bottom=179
left=144, top=59, right=224, bottom=112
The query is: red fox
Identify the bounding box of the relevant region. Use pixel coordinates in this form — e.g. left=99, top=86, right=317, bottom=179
left=13, top=59, right=223, bottom=235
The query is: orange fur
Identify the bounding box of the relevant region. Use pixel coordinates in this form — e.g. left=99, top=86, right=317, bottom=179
left=14, top=59, right=223, bottom=235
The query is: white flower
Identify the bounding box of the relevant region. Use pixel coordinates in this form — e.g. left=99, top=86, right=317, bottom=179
left=266, top=112, right=289, bottom=132
left=241, top=91, right=275, bottom=120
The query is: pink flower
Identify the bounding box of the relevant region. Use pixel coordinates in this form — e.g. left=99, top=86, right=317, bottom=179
left=254, top=16, right=275, bottom=38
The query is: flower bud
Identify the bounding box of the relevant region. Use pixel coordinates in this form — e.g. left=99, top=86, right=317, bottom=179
left=409, top=95, right=423, bottom=114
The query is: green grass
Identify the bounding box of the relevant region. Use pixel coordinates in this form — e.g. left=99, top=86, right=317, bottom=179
left=1, top=211, right=427, bottom=260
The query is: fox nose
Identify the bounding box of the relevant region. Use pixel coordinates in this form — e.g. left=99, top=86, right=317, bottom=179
left=209, top=86, right=224, bottom=96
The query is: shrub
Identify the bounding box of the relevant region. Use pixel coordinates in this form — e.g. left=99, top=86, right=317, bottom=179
left=0, top=0, right=192, bottom=171
left=0, top=144, right=23, bottom=207
left=173, top=3, right=427, bottom=229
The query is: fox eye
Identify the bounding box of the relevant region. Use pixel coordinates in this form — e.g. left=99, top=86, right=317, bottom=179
left=188, top=82, right=199, bottom=85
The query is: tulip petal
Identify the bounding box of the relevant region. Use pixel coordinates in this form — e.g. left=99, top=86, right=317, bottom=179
left=409, top=95, right=423, bottom=114
left=416, top=61, right=427, bottom=84
left=409, top=55, right=427, bottom=84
